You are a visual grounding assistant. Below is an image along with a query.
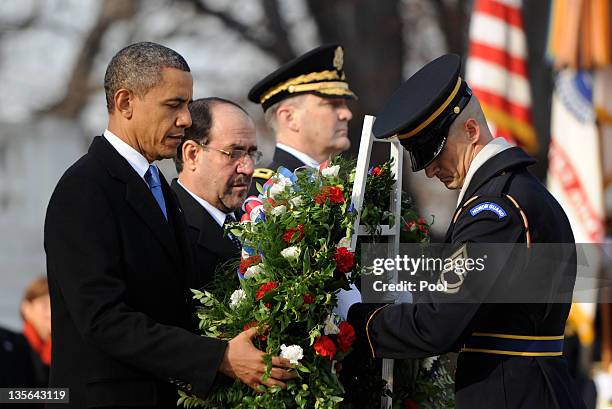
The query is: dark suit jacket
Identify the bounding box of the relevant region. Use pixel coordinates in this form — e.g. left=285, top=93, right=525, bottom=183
left=170, top=179, right=240, bottom=288
left=44, top=136, right=227, bottom=408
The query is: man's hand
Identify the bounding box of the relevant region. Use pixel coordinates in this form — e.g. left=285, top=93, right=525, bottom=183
left=219, top=327, right=296, bottom=391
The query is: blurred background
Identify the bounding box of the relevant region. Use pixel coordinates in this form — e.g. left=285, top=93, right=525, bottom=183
left=0, top=0, right=610, bottom=406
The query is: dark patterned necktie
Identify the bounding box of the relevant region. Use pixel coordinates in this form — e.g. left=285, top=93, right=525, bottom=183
left=223, top=214, right=241, bottom=249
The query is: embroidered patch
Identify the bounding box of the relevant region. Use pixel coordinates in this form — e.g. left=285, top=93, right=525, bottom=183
left=438, top=244, right=468, bottom=294
left=469, top=202, right=507, bottom=219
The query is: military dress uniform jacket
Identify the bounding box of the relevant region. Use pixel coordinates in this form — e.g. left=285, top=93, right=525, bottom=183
left=171, top=179, right=241, bottom=288
left=44, top=136, right=228, bottom=408
left=249, top=147, right=307, bottom=197
left=350, top=147, right=586, bottom=409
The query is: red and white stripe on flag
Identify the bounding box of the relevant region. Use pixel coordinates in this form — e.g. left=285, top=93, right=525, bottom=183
left=466, top=0, right=538, bottom=153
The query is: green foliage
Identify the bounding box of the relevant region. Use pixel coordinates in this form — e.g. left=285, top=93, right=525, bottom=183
left=390, top=356, right=455, bottom=409
left=179, top=157, right=453, bottom=409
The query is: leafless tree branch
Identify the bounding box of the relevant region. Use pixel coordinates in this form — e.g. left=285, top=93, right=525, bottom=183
left=43, top=0, right=138, bottom=118
left=431, top=0, right=471, bottom=55
left=182, top=0, right=294, bottom=62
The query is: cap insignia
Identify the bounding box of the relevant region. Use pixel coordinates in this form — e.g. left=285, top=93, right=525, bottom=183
left=333, top=46, right=344, bottom=71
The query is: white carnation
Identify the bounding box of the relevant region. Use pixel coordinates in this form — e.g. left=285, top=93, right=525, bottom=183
left=281, top=246, right=300, bottom=261
left=321, top=165, right=340, bottom=177
left=270, top=205, right=287, bottom=216
left=289, top=196, right=303, bottom=208
left=229, top=289, right=246, bottom=309
left=422, top=356, right=438, bottom=371
left=323, top=315, right=340, bottom=335
left=244, top=264, right=263, bottom=279
left=280, top=344, right=304, bottom=364
left=269, top=176, right=293, bottom=198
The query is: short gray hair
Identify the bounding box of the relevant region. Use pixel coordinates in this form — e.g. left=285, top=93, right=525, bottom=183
left=263, top=94, right=307, bottom=134
left=449, top=95, right=486, bottom=135
left=104, top=42, right=190, bottom=113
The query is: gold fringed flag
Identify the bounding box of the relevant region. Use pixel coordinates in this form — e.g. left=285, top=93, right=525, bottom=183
left=466, top=0, right=538, bottom=153
left=547, top=0, right=610, bottom=69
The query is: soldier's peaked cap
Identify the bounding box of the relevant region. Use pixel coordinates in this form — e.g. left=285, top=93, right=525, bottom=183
left=248, top=44, right=357, bottom=111
left=373, top=54, right=472, bottom=172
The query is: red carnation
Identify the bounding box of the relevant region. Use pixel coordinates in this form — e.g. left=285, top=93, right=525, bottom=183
left=371, top=166, right=382, bottom=176
left=337, top=321, right=356, bottom=352
left=328, top=186, right=345, bottom=204
left=314, top=187, right=329, bottom=205
left=313, top=335, right=336, bottom=360
left=334, top=247, right=355, bottom=273
left=239, top=255, right=261, bottom=274
left=243, top=321, right=257, bottom=331
left=283, top=224, right=305, bottom=243
left=243, top=321, right=267, bottom=341
left=255, top=281, right=278, bottom=301
left=302, top=293, right=315, bottom=304
left=315, top=186, right=344, bottom=205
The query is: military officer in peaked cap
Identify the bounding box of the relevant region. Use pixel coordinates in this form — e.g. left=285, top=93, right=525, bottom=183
left=247, top=44, right=357, bottom=195
left=348, top=54, right=587, bottom=409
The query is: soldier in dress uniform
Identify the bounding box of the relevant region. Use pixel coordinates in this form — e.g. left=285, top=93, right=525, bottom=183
left=246, top=44, right=357, bottom=196
left=348, top=54, right=587, bottom=409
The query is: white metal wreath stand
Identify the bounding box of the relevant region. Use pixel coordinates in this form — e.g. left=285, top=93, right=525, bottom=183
left=349, top=115, right=405, bottom=409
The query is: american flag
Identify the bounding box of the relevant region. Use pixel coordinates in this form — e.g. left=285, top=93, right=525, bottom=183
left=466, top=0, right=538, bottom=153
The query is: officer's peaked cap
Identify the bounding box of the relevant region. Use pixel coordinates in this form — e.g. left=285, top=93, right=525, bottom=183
left=248, top=44, right=357, bottom=111
left=373, top=54, right=472, bottom=171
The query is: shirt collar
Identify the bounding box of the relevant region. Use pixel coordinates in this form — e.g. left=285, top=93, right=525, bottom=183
left=103, top=129, right=150, bottom=180
left=456, top=137, right=513, bottom=207
left=276, top=143, right=320, bottom=168
left=176, top=179, right=234, bottom=227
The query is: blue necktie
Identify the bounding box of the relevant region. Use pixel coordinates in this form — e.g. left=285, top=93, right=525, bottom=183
left=144, top=165, right=167, bottom=220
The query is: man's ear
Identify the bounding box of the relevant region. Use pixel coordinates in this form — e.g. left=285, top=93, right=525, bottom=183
left=464, top=118, right=480, bottom=144
left=277, top=103, right=299, bottom=132
left=182, top=140, right=200, bottom=172
left=115, top=89, right=134, bottom=119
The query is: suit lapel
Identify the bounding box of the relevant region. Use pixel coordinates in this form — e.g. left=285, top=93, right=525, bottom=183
left=171, top=179, right=238, bottom=257
left=197, top=213, right=238, bottom=256
left=90, top=136, right=182, bottom=264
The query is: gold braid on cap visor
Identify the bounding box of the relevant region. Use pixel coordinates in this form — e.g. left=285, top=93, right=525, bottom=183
left=396, top=77, right=463, bottom=140
left=259, top=70, right=354, bottom=104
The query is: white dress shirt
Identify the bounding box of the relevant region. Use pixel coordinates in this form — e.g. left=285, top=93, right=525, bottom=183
left=103, top=129, right=151, bottom=181
left=276, top=143, right=320, bottom=168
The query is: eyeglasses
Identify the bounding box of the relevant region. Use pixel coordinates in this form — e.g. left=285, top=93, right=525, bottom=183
left=200, top=143, right=263, bottom=165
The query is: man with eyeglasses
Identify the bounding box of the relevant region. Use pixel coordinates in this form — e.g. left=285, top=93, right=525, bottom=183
left=247, top=44, right=356, bottom=196
left=172, top=97, right=261, bottom=288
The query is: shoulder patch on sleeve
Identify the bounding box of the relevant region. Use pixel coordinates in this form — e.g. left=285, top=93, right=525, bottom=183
left=253, top=168, right=274, bottom=180
left=469, top=201, right=507, bottom=219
